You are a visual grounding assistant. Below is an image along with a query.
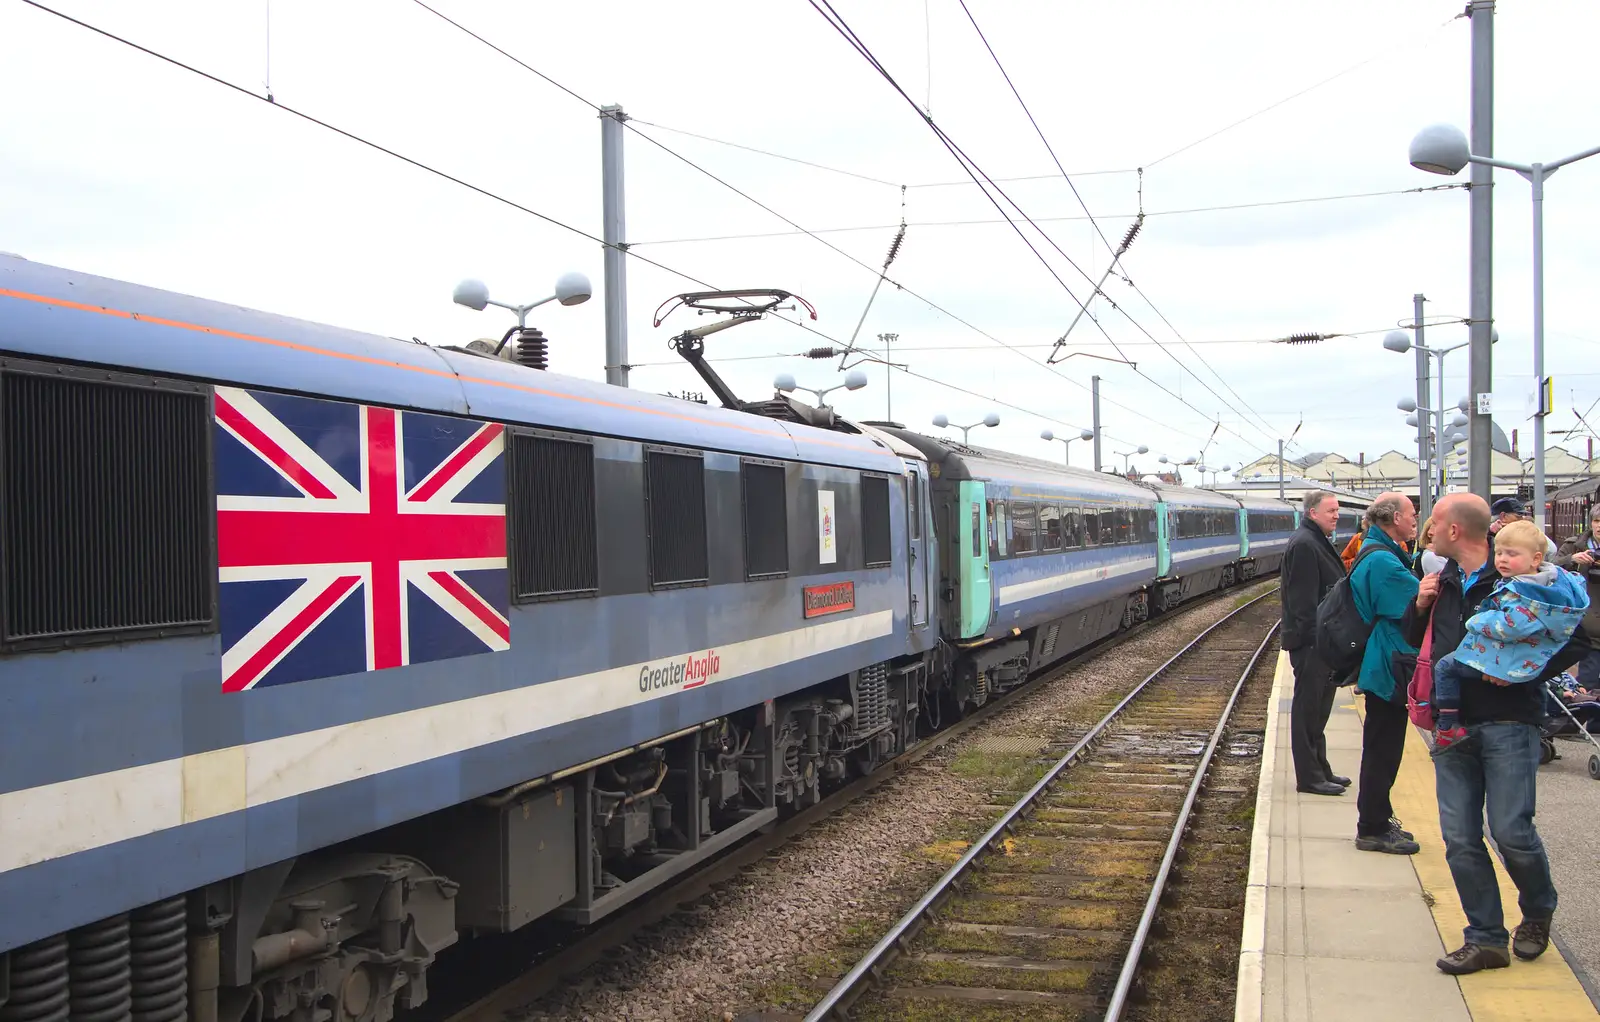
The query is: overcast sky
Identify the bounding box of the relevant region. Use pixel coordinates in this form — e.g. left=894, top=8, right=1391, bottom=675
left=3, top=0, right=1597, bottom=482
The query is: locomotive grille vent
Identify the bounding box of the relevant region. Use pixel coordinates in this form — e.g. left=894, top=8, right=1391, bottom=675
left=508, top=432, right=598, bottom=601
left=741, top=461, right=787, bottom=579
left=861, top=475, right=891, bottom=568
left=853, top=661, right=890, bottom=736
left=645, top=449, right=708, bottom=588
left=1, top=367, right=214, bottom=647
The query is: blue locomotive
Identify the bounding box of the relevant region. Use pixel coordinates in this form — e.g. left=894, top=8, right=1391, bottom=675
left=0, top=256, right=1297, bottom=1022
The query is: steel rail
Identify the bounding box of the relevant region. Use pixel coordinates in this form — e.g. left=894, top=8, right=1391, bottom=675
left=1103, top=615, right=1279, bottom=1020
left=801, top=586, right=1280, bottom=1022
left=440, top=583, right=1278, bottom=1022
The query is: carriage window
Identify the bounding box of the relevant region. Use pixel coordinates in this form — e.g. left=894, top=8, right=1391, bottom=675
left=1012, top=501, right=1037, bottom=554
left=988, top=499, right=1009, bottom=558
left=972, top=503, right=982, bottom=558
left=1082, top=510, right=1099, bottom=547
left=1116, top=509, right=1132, bottom=544
left=1041, top=505, right=1063, bottom=551
left=1063, top=508, right=1083, bottom=549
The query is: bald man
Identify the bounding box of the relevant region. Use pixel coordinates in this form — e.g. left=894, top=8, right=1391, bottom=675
left=1407, top=492, right=1584, bottom=975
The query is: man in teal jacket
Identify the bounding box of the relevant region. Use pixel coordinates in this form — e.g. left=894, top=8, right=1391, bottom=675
left=1349, top=491, right=1422, bottom=854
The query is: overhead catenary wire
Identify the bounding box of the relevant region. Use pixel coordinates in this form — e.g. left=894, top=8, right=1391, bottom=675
left=953, top=0, right=1292, bottom=449
left=411, top=1, right=1249, bottom=449
left=30, top=0, right=1260, bottom=462
left=13, top=0, right=744, bottom=300
left=626, top=183, right=1467, bottom=246
left=1144, top=8, right=1467, bottom=169
left=803, top=0, right=1288, bottom=458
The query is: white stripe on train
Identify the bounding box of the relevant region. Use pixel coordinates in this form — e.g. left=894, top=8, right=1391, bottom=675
left=0, top=609, right=895, bottom=878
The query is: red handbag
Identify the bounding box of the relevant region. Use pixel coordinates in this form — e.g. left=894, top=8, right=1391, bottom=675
left=1407, top=605, right=1437, bottom=729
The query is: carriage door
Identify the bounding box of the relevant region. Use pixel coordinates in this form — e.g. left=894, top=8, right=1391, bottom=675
left=956, top=480, right=993, bottom=639
left=907, top=467, right=930, bottom=629
left=1155, top=501, right=1171, bottom=577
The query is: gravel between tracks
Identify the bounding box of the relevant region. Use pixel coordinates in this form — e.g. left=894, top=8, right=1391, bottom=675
left=509, top=584, right=1275, bottom=1022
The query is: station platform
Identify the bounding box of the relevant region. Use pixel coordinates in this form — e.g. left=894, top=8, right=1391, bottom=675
left=1236, top=650, right=1600, bottom=1021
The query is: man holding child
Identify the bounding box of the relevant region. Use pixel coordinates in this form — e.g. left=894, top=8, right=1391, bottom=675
left=1407, top=493, right=1589, bottom=976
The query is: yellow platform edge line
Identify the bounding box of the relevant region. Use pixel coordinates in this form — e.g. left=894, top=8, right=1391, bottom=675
left=1360, top=693, right=1599, bottom=1019
left=1233, top=647, right=1290, bottom=1022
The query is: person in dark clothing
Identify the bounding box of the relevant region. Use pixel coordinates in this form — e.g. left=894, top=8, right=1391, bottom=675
left=1348, top=492, right=1421, bottom=855
left=1278, top=490, right=1349, bottom=794
left=1552, top=507, right=1600, bottom=688
left=1405, top=492, right=1583, bottom=977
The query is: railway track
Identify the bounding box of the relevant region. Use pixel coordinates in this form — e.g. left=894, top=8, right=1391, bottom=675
left=425, top=583, right=1278, bottom=1022
left=800, top=590, right=1280, bottom=1022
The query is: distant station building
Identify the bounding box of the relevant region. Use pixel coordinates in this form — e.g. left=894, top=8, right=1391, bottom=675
left=1233, top=433, right=1599, bottom=505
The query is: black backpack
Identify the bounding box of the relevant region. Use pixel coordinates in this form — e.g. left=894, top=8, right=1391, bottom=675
left=1315, top=545, right=1405, bottom=678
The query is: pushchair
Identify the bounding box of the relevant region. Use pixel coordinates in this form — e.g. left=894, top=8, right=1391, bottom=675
left=1539, top=677, right=1600, bottom=780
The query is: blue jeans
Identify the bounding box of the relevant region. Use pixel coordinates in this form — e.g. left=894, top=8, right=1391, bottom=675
left=1433, top=722, right=1557, bottom=947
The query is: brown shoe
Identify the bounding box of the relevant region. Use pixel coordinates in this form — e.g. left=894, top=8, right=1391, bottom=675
left=1437, top=943, right=1510, bottom=975
left=1513, top=917, right=1551, bottom=961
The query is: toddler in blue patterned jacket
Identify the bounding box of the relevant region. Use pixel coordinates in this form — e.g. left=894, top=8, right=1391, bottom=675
left=1433, top=520, right=1589, bottom=748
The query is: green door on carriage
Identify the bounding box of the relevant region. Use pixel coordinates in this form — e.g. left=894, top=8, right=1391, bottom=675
left=956, top=480, right=992, bottom=639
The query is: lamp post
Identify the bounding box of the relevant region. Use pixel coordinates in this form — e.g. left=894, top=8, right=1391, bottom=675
left=1410, top=122, right=1600, bottom=529
left=1041, top=428, right=1094, bottom=466
left=1385, top=324, right=1496, bottom=517
left=775, top=370, right=869, bottom=407
left=933, top=412, right=1000, bottom=444
left=1113, top=445, right=1149, bottom=476
left=1159, top=454, right=1197, bottom=484
left=1399, top=396, right=1469, bottom=511
left=452, top=271, right=593, bottom=370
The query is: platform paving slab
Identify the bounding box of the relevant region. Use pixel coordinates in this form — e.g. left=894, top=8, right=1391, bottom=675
left=1237, top=649, right=1598, bottom=1022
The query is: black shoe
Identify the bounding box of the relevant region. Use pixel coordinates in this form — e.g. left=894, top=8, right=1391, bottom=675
left=1355, top=828, right=1420, bottom=854
left=1437, top=942, right=1510, bottom=974
left=1328, top=774, right=1351, bottom=786
left=1298, top=781, right=1346, bottom=795
left=1513, top=917, right=1552, bottom=960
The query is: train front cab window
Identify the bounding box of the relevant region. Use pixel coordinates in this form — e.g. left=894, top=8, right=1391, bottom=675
left=956, top=481, right=992, bottom=639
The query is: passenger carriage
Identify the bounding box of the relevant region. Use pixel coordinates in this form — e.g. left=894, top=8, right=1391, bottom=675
left=1236, top=494, right=1298, bottom=577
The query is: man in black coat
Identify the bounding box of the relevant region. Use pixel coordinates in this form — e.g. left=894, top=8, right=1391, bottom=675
left=1278, top=490, right=1349, bottom=795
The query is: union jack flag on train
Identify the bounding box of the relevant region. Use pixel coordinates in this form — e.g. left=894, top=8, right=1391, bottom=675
left=214, top=386, right=509, bottom=692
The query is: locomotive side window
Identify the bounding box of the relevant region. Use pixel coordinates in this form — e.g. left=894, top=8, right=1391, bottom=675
left=741, top=460, right=788, bottom=579
left=645, top=449, right=709, bottom=588
left=862, top=474, right=892, bottom=568
left=509, top=431, right=600, bottom=601
left=1, top=363, right=214, bottom=648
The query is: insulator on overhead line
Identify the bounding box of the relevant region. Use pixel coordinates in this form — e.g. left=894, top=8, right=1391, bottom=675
left=1282, top=332, right=1328, bottom=345
left=804, top=346, right=838, bottom=359
left=1118, top=215, right=1143, bottom=254
left=883, top=222, right=906, bottom=268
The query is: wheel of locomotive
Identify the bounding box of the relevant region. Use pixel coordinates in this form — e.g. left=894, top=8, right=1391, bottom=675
left=850, top=740, right=882, bottom=778
left=1539, top=737, right=1556, bottom=765
left=1589, top=753, right=1600, bottom=780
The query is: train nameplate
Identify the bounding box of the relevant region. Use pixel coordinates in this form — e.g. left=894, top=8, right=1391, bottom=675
left=802, top=581, right=856, bottom=619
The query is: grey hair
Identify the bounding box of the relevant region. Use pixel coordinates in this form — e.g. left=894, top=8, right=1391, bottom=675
left=1302, top=489, right=1338, bottom=513
left=1364, top=494, right=1409, bottom=529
